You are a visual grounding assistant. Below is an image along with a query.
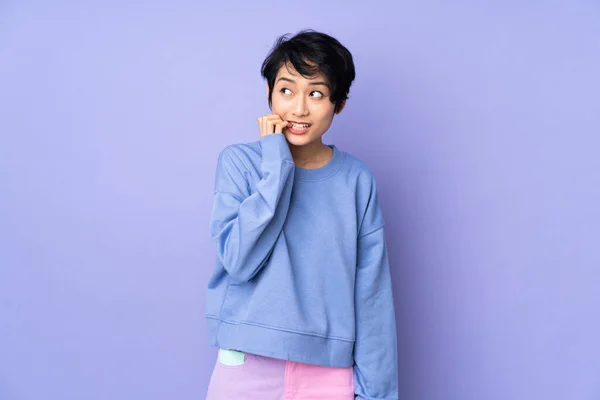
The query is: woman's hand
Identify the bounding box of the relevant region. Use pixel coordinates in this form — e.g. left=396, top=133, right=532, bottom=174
left=258, top=113, right=288, bottom=137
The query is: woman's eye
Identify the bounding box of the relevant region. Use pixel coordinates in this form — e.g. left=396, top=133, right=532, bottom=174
left=310, top=91, right=324, bottom=98
left=280, top=88, right=292, bottom=95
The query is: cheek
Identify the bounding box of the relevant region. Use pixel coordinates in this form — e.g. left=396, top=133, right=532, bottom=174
left=270, top=95, right=289, bottom=113
left=314, top=103, right=336, bottom=122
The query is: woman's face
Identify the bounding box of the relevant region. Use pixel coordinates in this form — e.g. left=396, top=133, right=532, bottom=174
left=269, top=63, right=344, bottom=147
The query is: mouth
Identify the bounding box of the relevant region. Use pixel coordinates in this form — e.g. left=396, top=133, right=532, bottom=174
left=286, top=121, right=311, bottom=135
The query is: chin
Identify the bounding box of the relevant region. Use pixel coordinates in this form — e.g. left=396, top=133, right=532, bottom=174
left=283, top=131, right=320, bottom=146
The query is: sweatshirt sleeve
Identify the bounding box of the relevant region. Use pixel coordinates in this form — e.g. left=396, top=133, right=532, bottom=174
left=354, top=175, right=399, bottom=400
left=209, top=133, right=295, bottom=284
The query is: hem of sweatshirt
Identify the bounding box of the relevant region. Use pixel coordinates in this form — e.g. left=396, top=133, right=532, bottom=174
left=205, top=316, right=354, bottom=368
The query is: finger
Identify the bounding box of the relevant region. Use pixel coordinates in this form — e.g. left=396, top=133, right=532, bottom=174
left=274, top=120, right=288, bottom=134
left=266, top=119, right=277, bottom=135
left=264, top=116, right=273, bottom=136
left=259, top=116, right=270, bottom=137
left=259, top=114, right=284, bottom=136
left=267, top=117, right=286, bottom=133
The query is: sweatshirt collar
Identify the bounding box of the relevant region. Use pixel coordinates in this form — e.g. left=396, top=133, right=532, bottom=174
left=294, top=144, right=344, bottom=182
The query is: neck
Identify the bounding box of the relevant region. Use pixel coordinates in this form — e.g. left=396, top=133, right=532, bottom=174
left=288, top=139, right=332, bottom=169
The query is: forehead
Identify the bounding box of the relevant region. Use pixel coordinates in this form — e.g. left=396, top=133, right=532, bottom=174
left=275, top=62, right=328, bottom=85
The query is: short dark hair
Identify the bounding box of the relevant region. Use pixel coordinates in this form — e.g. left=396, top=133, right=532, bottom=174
left=261, top=30, right=356, bottom=113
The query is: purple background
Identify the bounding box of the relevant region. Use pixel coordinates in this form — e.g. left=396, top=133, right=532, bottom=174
left=1, top=1, right=599, bottom=399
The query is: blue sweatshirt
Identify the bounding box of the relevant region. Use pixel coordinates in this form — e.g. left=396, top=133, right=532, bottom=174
left=205, top=133, right=398, bottom=399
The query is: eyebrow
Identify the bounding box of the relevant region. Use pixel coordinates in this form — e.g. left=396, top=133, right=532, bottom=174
left=276, top=77, right=329, bottom=87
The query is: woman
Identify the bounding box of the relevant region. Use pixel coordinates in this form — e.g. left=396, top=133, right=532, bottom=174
left=205, top=29, right=398, bottom=400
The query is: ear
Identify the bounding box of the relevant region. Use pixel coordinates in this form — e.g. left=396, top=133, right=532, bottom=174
left=335, top=99, right=347, bottom=114
left=266, top=83, right=270, bottom=100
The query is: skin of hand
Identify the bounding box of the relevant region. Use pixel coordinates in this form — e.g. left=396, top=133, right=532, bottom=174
left=258, top=113, right=289, bottom=137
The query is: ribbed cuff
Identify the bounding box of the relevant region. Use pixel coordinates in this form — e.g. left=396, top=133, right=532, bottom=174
left=259, top=133, right=294, bottom=163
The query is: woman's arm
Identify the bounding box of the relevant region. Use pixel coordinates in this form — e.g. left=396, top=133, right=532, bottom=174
left=209, top=133, right=294, bottom=283
left=353, top=176, right=399, bottom=400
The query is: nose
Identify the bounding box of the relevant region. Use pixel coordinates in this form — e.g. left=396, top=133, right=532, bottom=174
left=293, top=95, right=308, bottom=117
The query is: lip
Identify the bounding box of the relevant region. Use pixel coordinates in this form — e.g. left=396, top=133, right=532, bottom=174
left=286, top=121, right=311, bottom=135
left=286, top=121, right=312, bottom=136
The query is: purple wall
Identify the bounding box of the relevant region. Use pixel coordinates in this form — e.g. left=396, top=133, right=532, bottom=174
left=1, top=1, right=599, bottom=399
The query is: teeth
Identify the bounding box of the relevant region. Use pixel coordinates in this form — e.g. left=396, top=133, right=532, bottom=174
left=291, top=123, right=309, bottom=129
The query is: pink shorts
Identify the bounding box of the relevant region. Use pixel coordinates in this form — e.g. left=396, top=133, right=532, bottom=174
left=205, top=350, right=355, bottom=400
